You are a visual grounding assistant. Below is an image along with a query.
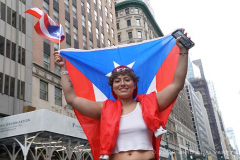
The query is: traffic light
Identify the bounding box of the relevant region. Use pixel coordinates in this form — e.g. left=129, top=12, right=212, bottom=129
left=165, top=145, right=168, bottom=149
left=220, top=155, right=224, bottom=159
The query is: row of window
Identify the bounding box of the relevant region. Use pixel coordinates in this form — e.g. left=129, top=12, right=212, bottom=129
left=0, top=72, right=25, bottom=100
left=0, top=2, right=26, bottom=34
left=117, top=31, right=143, bottom=42
left=116, top=7, right=139, bottom=18
left=0, top=35, right=25, bottom=65
left=40, top=80, right=62, bottom=106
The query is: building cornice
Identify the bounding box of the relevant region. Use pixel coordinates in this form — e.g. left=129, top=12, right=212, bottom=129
left=115, top=0, right=164, bottom=37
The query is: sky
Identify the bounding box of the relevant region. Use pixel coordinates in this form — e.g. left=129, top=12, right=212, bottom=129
left=151, top=0, right=240, bottom=151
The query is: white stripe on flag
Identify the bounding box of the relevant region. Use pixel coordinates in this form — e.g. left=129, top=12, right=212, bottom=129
left=39, top=13, right=58, bottom=40
left=147, top=76, right=157, bottom=94
left=93, top=84, right=108, bottom=101
left=31, top=7, right=43, bottom=17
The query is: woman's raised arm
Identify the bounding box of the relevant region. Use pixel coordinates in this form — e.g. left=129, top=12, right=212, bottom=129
left=54, top=51, right=103, bottom=120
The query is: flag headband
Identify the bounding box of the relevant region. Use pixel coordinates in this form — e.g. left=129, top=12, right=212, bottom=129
left=111, top=65, right=134, bottom=74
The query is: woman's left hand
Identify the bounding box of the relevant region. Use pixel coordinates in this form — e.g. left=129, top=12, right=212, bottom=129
left=176, top=31, right=190, bottom=53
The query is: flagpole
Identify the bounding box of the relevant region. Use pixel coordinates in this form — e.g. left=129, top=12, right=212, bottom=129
left=58, top=24, right=62, bottom=50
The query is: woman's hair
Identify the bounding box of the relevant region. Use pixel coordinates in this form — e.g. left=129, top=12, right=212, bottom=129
left=108, top=69, right=139, bottom=86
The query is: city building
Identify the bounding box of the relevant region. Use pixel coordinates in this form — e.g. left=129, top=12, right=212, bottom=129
left=31, top=0, right=118, bottom=116
left=114, top=0, right=163, bottom=45
left=227, top=127, right=240, bottom=156
left=189, top=59, right=225, bottom=160
left=0, top=0, right=31, bottom=116
left=172, top=84, right=198, bottom=160
left=196, top=91, right=217, bottom=160
left=185, top=80, right=212, bottom=155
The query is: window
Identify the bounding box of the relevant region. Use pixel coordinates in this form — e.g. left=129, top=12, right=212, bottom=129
left=55, top=87, right=62, bottom=106
left=72, top=5, right=77, bottom=19
left=4, top=75, right=9, bottom=95
left=101, top=33, right=104, bottom=44
left=105, top=7, right=108, bottom=17
left=44, top=54, right=50, bottom=70
left=98, top=0, right=102, bottom=10
left=88, top=20, right=92, bottom=32
left=111, top=28, right=114, bottom=38
left=81, top=1, right=84, bottom=7
left=19, top=15, right=22, bottom=31
left=12, top=10, right=16, bottom=28
left=1, top=2, right=6, bottom=21
left=11, top=42, right=16, bottom=61
left=54, top=43, right=59, bottom=51
left=136, top=19, right=140, bottom=26
left=135, top=8, right=139, bottom=14
left=93, top=0, right=96, bottom=4
left=22, top=17, right=26, bottom=34
left=21, top=48, right=25, bottom=66
left=117, top=23, right=119, bottom=29
left=73, top=27, right=78, bottom=40
left=94, top=10, right=98, bottom=21
left=18, top=46, right=21, bottom=63
left=127, top=20, right=131, bottom=26
left=66, top=42, right=71, bottom=48
left=128, top=32, right=133, bottom=39
left=65, top=19, right=70, bottom=34
left=0, top=72, right=2, bottom=93
left=0, top=36, right=4, bottom=55
left=108, top=39, right=111, bottom=47
left=116, top=12, right=118, bottom=18
left=110, top=13, right=113, bottom=22
left=40, top=80, right=48, bottom=101
left=43, top=0, right=49, bottom=14
left=7, top=7, right=11, bottom=25
left=118, top=35, right=121, bottom=42
left=53, top=9, right=59, bottom=24
left=55, top=64, right=60, bottom=75
left=106, top=23, right=109, bottom=33
left=108, top=0, right=112, bottom=7
left=64, top=0, right=69, bottom=11
left=96, top=28, right=99, bottom=39
left=89, top=40, right=93, bottom=49
left=100, top=17, right=103, bottom=26
left=87, top=2, right=90, bottom=13
left=83, top=35, right=87, bottom=49
left=82, top=15, right=86, bottom=27
left=10, top=77, right=15, bottom=97
left=137, top=31, right=142, bottom=38
left=6, top=40, right=11, bottom=59
left=125, top=8, right=129, bottom=15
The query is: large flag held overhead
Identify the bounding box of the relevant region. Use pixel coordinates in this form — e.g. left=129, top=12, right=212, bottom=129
left=25, top=8, right=65, bottom=43
left=60, top=34, right=180, bottom=160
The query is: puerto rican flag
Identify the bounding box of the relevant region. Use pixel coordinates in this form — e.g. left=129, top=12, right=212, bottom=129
left=60, top=34, right=179, bottom=160
left=25, top=8, right=65, bottom=43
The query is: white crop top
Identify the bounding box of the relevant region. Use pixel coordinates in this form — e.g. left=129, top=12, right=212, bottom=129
left=111, top=102, right=153, bottom=154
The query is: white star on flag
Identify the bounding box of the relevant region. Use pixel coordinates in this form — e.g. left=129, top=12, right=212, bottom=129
left=106, top=61, right=135, bottom=77
left=53, top=31, right=60, bottom=37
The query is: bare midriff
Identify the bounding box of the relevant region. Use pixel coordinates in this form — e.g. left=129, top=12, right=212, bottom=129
left=110, top=150, right=155, bottom=160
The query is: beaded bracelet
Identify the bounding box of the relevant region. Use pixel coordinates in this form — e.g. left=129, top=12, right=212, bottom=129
left=179, top=52, right=188, bottom=56
left=60, top=71, right=68, bottom=75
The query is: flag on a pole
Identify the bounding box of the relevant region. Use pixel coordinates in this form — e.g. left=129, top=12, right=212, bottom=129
left=60, top=34, right=179, bottom=160
left=25, top=7, right=65, bottom=43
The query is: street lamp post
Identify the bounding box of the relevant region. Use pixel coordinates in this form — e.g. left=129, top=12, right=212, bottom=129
left=165, top=132, right=171, bottom=160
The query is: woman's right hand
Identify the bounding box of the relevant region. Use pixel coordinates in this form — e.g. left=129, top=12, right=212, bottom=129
left=53, top=51, right=66, bottom=68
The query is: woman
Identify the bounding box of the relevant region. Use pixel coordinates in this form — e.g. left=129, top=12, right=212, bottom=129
left=53, top=33, right=189, bottom=160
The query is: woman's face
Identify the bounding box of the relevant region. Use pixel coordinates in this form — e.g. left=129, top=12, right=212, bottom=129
left=112, top=74, right=136, bottom=99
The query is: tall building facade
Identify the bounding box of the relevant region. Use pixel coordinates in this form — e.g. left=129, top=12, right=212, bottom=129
left=196, top=91, right=218, bottom=160
left=227, top=127, right=240, bottom=156
left=114, top=0, right=163, bottom=45
left=189, top=59, right=225, bottom=160
left=172, top=84, right=198, bottom=160
left=31, top=0, right=118, bottom=117
left=185, top=80, right=211, bottom=154
left=0, top=0, right=32, bottom=116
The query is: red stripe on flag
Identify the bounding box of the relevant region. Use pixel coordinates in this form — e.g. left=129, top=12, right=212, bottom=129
left=153, top=45, right=179, bottom=160
left=25, top=9, right=42, bottom=19
left=65, top=59, right=100, bottom=160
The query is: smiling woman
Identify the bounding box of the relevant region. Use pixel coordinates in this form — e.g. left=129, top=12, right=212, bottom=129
left=53, top=31, right=190, bottom=160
